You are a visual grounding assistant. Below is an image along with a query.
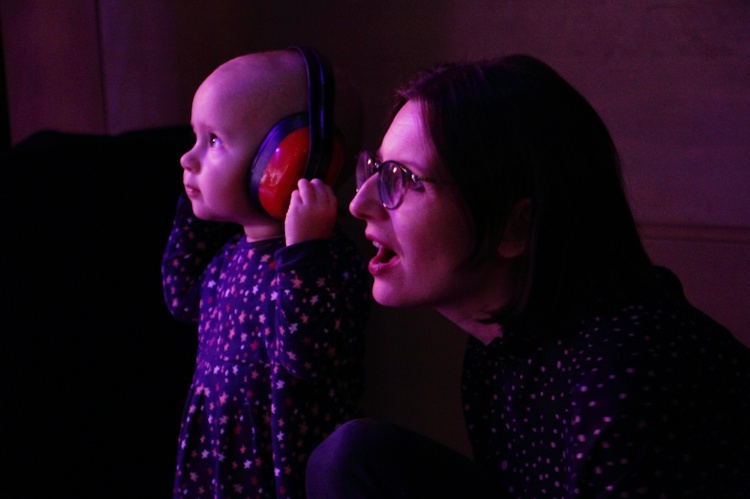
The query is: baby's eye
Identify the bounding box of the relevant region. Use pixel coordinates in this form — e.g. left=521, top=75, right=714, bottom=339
left=209, top=134, right=223, bottom=148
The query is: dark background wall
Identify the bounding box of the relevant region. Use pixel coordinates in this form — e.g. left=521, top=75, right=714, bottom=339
left=2, top=0, right=748, bottom=476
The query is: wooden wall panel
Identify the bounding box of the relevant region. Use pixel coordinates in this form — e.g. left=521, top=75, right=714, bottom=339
left=0, top=0, right=104, bottom=143
left=97, top=0, right=254, bottom=134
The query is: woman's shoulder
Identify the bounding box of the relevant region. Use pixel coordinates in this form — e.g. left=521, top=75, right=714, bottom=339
left=471, top=266, right=749, bottom=376
left=562, top=292, right=750, bottom=384
left=571, top=266, right=735, bottom=349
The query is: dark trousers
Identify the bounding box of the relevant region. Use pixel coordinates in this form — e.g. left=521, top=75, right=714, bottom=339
left=306, top=418, right=500, bottom=498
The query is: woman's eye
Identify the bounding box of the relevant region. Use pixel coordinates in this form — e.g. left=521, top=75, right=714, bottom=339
left=410, top=176, right=426, bottom=191
left=209, top=134, right=223, bottom=148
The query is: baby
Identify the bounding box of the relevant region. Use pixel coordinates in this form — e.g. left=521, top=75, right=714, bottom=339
left=161, top=47, right=369, bottom=498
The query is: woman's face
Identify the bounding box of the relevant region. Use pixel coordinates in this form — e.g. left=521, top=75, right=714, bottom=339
left=350, top=100, right=513, bottom=318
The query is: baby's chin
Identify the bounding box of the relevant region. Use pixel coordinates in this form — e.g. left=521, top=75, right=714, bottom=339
left=187, top=200, right=209, bottom=220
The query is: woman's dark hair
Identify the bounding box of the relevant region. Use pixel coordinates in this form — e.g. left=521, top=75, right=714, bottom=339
left=392, top=54, right=662, bottom=335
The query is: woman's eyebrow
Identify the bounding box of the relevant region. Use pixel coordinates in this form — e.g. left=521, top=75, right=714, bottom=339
left=374, top=148, right=433, bottom=176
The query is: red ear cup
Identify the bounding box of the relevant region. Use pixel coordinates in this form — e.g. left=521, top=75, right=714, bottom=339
left=255, top=128, right=345, bottom=220
left=257, top=127, right=311, bottom=220
left=248, top=113, right=307, bottom=220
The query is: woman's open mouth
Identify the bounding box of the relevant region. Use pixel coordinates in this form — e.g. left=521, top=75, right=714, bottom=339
left=369, top=241, right=399, bottom=275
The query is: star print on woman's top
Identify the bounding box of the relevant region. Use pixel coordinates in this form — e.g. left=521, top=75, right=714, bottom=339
left=162, top=195, right=370, bottom=498
left=462, top=283, right=750, bottom=496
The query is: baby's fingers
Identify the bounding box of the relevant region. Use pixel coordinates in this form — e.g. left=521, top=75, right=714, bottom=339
left=311, top=178, right=336, bottom=207
left=296, top=178, right=335, bottom=206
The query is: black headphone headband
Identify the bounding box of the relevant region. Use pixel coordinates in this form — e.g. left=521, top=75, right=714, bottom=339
left=292, top=46, right=336, bottom=180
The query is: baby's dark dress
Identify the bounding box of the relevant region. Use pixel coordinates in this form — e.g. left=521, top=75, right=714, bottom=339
left=162, top=195, right=368, bottom=498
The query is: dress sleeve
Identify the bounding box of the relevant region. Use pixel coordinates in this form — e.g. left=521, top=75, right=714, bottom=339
left=160, top=194, right=238, bottom=323
left=269, top=229, right=370, bottom=379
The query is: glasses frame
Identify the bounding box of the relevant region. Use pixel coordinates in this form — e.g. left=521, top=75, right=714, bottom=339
left=356, top=151, right=451, bottom=209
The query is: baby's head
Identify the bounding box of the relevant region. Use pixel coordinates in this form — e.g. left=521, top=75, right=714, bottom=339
left=181, top=47, right=363, bottom=226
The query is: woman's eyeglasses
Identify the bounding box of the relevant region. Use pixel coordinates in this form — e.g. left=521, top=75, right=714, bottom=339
left=355, top=151, right=451, bottom=209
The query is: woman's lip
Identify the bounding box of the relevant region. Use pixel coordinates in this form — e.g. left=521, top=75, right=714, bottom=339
left=367, top=236, right=400, bottom=276
left=184, top=185, right=200, bottom=197
left=369, top=250, right=400, bottom=276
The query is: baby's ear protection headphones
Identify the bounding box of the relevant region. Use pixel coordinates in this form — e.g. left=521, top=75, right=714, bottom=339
left=247, top=46, right=344, bottom=220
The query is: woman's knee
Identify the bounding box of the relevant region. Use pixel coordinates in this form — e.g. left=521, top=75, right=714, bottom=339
left=308, top=418, right=388, bottom=472
left=307, top=418, right=392, bottom=497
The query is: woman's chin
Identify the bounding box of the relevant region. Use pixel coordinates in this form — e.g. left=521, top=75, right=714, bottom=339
left=372, top=282, right=421, bottom=309
left=372, top=283, right=399, bottom=308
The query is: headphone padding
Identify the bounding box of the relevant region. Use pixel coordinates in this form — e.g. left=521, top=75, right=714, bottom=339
left=249, top=113, right=309, bottom=220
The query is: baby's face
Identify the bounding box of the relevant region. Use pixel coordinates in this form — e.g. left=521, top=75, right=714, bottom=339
left=179, top=53, right=309, bottom=237
left=180, top=71, right=262, bottom=226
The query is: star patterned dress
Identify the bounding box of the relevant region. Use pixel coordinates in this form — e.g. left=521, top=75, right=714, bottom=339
left=162, top=195, right=369, bottom=498
left=463, top=269, right=750, bottom=497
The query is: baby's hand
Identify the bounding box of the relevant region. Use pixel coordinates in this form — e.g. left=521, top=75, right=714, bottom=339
left=285, top=178, right=337, bottom=245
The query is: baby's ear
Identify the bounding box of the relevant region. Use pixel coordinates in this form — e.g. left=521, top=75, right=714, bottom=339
left=497, top=198, right=531, bottom=258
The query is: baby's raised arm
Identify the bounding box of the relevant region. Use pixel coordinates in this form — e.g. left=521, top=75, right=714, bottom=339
left=284, top=178, right=338, bottom=245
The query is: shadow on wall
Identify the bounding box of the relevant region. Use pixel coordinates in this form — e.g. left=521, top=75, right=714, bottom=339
left=1, top=128, right=198, bottom=496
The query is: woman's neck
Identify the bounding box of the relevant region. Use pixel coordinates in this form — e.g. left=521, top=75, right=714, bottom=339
left=434, top=256, right=518, bottom=346
left=451, top=314, right=504, bottom=346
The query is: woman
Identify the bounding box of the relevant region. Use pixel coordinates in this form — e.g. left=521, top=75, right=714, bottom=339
left=307, top=54, right=750, bottom=497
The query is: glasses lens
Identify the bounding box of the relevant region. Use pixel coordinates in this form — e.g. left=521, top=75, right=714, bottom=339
left=355, top=152, right=373, bottom=190
left=355, top=153, right=408, bottom=209
left=380, top=162, right=405, bottom=209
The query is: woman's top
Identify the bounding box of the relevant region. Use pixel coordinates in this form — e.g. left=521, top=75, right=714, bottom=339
left=463, top=268, right=750, bottom=497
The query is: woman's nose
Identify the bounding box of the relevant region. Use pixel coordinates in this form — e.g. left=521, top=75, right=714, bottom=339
left=349, top=177, right=383, bottom=220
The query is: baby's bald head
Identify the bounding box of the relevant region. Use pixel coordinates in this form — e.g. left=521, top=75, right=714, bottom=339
left=196, top=49, right=363, bottom=184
